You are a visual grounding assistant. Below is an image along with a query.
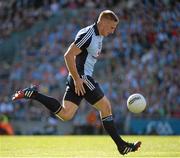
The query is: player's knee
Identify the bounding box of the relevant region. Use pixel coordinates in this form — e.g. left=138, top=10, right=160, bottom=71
left=56, top=109, right=74, bottom=121
left=104, top=103, right=112, bottom=114
left=95, top=97, right=112, bottom=115
left=57, top=112, right=74, bottom=121
left=99, top=102, right=112, bottom=115
left=61, top=113, right=74, bottom=121
left=56, top=102, right=78, bottom=121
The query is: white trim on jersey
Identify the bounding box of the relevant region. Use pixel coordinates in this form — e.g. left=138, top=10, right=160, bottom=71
left=76, top=28, right=93, bottom=48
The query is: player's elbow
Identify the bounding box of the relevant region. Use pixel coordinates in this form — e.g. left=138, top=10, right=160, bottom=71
left=64, top=52, right=69, bottom=59
left=64, top=52, right=70, bottom=64
left=64, top=50, right=73, bottom=60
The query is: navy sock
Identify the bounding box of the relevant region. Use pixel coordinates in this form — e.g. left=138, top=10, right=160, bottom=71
left=34, top=92, right=62, bottom=114
left=102, top=115, right=125, bottom=147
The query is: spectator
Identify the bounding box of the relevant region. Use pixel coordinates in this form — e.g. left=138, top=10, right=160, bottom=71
left=0, top=115, right=14, bottom=135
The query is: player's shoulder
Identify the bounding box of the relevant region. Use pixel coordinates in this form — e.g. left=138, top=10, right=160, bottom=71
left=76, top=24, right=95, bottom=36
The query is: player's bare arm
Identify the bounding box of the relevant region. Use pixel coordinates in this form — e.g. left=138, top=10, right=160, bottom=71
left=64, top=43, right=86, bottom=96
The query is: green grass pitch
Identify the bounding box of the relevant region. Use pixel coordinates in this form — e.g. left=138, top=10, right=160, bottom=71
left=0, top=136, right=180, bottom=158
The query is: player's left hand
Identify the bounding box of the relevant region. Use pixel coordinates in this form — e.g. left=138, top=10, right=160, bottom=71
left=74, top=77, right=86, bottom=96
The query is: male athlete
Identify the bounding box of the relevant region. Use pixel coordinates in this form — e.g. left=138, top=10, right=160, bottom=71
left=12, top=10, right=141, bottom=155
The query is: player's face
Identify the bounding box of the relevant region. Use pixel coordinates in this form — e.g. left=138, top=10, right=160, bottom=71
left=103, top=20, right=118, bottom=36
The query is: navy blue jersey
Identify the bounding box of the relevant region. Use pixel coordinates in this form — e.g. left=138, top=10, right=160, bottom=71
left=74, top=23, right=103, bottom=76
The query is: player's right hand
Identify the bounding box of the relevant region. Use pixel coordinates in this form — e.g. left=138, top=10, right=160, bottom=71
left=74, top=77, right=86, bottom=96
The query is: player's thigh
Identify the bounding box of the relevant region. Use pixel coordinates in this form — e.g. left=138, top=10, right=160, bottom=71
left=83, top=75, right=104, bottom=105
left=93, top=96, right=112, bottom=117
left=65, top=75, right=83, bottom=105
left=56, top=100, right=78, bottom=121
left=56, top=86, right=82, bottom=120
left=58, top=100, right=78, bottom=115
left=82, top=76, right=111, bottom=116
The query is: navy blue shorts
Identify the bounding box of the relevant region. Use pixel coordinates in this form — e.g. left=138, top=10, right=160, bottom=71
left=64, top=75, right=104, bottom=106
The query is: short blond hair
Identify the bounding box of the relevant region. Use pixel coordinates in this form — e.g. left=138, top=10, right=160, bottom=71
left=98, top=10, right=119, bottom=23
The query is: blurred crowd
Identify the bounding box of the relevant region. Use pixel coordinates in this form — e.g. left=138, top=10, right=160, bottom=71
left=0, top=0, right=118, bottom=43
left=0, top=0, right=179, bottom=135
